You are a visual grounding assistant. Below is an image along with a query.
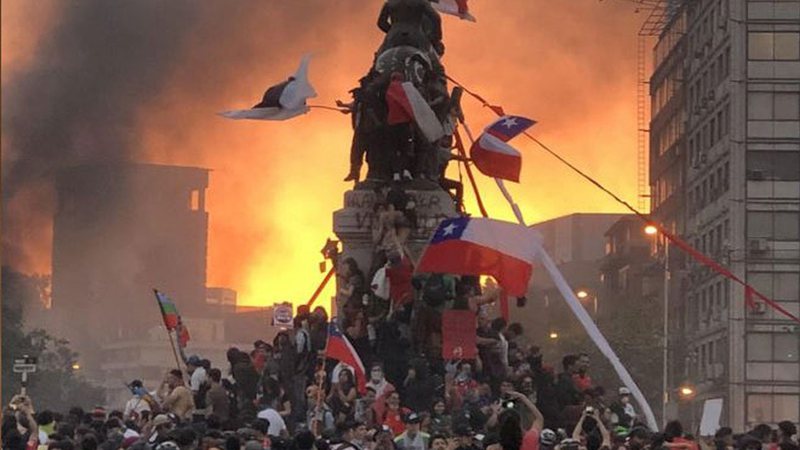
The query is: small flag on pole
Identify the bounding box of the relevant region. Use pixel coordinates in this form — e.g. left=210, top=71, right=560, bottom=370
left=432, top=0, right=476, bottom=22
left=325, top=322, right=366, bottom=393
left=470, top=115, right=536, bottom=182
left=417, top=217, right=538, bottom=297
left=154, top=289, right=180, bottom=330
left=219, top=55, right=317, bottom=121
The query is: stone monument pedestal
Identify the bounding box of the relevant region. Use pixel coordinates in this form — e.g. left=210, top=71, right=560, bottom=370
left=332, top=187, right=458, bottom=286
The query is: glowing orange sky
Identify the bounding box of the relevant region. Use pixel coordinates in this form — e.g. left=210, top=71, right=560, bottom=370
left=2, top=1, right=646, bottom=310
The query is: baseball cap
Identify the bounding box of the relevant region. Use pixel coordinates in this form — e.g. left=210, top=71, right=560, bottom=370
left=152, top=414, right=171, bottom=427
left=186, top=355, right=201, bottom=366
left=619, top=387, right=631, bottom=395
left=404, top=412, right=421, bottom=424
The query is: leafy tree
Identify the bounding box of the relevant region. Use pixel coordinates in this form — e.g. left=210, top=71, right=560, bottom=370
left=2, top=267, right=104, bottom=411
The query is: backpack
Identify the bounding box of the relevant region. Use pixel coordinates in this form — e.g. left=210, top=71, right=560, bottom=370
left=422, top=274, right=449, bottom=307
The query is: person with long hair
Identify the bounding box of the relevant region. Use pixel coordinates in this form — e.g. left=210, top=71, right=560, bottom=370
left=329, top=369, right=358, bottom=425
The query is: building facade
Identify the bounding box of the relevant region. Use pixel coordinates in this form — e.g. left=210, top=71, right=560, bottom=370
left=51, top=163, right=210, bottom=378
left=650, top=0, right=800, bottom=429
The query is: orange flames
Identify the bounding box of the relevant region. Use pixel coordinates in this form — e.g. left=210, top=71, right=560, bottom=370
left=2, top=1, right=644, bottom=310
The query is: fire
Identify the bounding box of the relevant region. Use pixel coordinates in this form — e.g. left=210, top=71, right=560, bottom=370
left=2, top=1, right=642, bottom=310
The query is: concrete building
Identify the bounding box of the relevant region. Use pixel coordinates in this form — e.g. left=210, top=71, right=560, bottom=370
left=518, top=214, right=625, bottom=345
left=600, top=216, right=662, bottom=308
left=51, top=163, right=210, bottom=378
left=649, top=0, right=800, bottom=429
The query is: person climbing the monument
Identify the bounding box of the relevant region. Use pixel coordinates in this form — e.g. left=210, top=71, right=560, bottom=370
left=385, top=72, right=416, bottom=182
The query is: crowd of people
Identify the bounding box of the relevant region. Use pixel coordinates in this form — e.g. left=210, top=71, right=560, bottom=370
left=4, top=292, right=800, bottom=450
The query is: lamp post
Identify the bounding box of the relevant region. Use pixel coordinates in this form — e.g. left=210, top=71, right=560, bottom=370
left=576, top=289, right=598, bottom=315
left=646, top=224, right=669, bottom=427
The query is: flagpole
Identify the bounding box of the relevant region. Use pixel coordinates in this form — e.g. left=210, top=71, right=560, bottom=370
left=453, top=128, right=489, bottom=218
left=459, top=121, right=659, bottom=431
left=153, top=289, right=188, bottom=381
left=306, top=266, right=336, bottom=308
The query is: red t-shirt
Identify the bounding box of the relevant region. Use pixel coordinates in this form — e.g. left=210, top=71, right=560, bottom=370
left=387, top=257, right=414, bottom=306
left=672, top=437, right=699, bottom=450
left=383, top=407, right=411, bottom=436
left=572, top=373, right=593, bottom=392
left=521, top=428, right=540, bottom=450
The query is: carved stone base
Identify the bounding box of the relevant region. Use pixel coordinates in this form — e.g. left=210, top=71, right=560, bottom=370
left=332, top=188, right=458, bottom=280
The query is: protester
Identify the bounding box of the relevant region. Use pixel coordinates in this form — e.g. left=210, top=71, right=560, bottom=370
left=158, top=370, right=195, bottom=421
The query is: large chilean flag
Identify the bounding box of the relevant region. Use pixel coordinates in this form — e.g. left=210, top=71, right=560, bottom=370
left=470, top=115, right=536, bottom=182
left=416, top=217, right=538, bottom=297
left=325, top=322, right=366, bottom=393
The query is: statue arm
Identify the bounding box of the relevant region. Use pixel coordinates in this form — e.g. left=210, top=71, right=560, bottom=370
left=377, top=3, right=392, bottom=33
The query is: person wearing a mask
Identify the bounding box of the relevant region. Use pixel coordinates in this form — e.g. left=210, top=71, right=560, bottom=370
left=366, top=363, right=395, bottom=398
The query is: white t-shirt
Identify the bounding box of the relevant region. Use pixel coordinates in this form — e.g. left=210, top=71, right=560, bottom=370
left=257, top=408, right=287, bottom=436
left=124, top=396, right=151, bottom=419
left=190, top=367, right=208, bottom=391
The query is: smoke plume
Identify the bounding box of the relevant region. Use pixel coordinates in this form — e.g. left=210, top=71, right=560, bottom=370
left=2, top=0, right=644, bottom=308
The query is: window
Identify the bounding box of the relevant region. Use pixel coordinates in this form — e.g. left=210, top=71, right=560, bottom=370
left=751, top=92, right=800, bottom=120
left=749, top=272, right=800, bottom=301
left=749, top=32, right=800, bottom=60
left=747, top=333, right=799, bottom=362
left=747, top=152, right=800, bottom=181
left=748, top=212, right=800, bottom=240
left=748, top=394, right=800, bottom=424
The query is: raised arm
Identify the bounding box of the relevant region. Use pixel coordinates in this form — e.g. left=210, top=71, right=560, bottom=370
left=595, top=415, right=611, bottom=449
left=509, top=391, right=544, bottom=432
left=572, top=412, right=587, bottom=441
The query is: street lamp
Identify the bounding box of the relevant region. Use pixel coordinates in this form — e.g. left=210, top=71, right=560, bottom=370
left=576, top=289, right=597, bottom=315
left=678, top=385, right=695, bottom=399
left=549, top=332, right=559, bottom=340
left=646, top=224, right=670, bottom=427
left=71, top=363, right=80, bottom=371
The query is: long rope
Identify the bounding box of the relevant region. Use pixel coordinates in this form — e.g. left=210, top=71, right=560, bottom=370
left=444, top=74, right=800, bottom=325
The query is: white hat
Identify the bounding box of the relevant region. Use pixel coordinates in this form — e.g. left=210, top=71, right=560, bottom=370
left=619, top=387, right=631, bottom=395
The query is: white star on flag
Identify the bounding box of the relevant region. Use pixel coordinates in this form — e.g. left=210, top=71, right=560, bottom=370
left=442, top=223, right=458, bottom=236
left=502, top=117, right=519, bottom=129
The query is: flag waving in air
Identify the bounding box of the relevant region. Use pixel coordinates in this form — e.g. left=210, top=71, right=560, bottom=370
left=154, top=289, right=179, bottom=330
left=431, top=0, right=476, bottom=22
left=386, top=76, right=446, bottom=143
left=154, top=289, right=191, bottom=348
left=325, top=322, right=366, bottom=393
left=219, top=55, right=317, bottom=121
left=417, top=217, right=539, bottom=297
left=470, top=115, right=536, bottom=182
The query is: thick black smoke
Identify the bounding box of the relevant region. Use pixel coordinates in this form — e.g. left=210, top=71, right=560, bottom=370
left=1, top=1, right=202, bottom=191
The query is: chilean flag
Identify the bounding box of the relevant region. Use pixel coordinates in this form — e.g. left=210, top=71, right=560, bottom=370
left=432, top=0, right=476, bottom=22
left=386, top=79, right=446, bottom=143
left=417, top=217, right=538, bottom=297
left=325, top=322, right=366, bottom=393
left=470, top=115, right=536, bottom=182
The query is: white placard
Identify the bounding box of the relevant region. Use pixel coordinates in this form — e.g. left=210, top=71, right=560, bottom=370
left=699, top=398, right=724, bottom=436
